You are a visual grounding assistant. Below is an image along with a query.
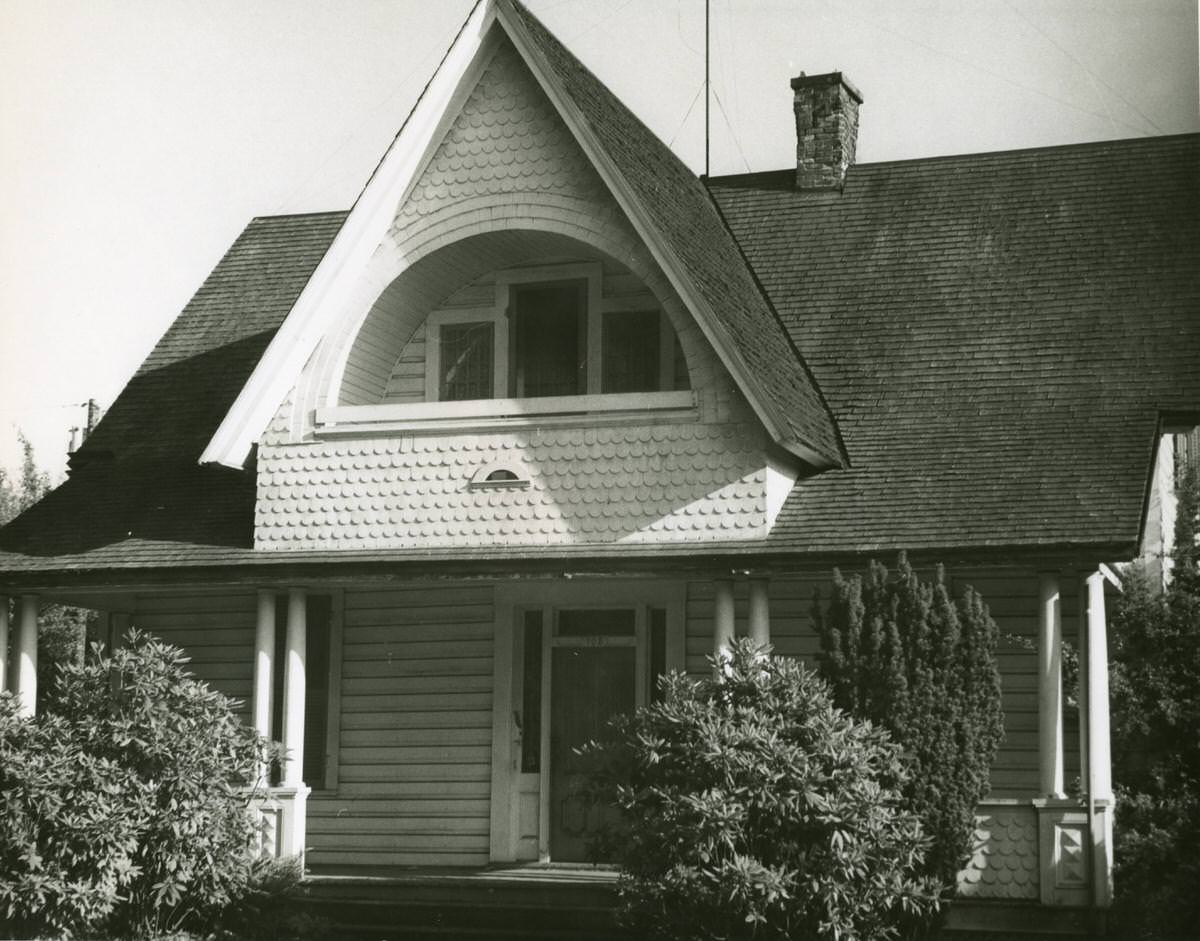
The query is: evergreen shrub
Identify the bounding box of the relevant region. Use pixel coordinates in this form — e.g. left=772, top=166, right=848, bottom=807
left=0, top=631, right=275, bottom=939
left=1107, top=461, right=1200, bottom=940
left=583, top=639, right=940, bottom=941
left=814, top=554, right=1004, bottom=892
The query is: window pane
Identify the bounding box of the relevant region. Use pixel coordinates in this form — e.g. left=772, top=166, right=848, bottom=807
left=521, top=610, right=543, bottom=774
left=557, top=609, right=636, bottom=637
left=649, top=607, right=667, bottom=703
left=440, top=321, right=494, bottom=401
left=512, top=283, right=584, bottom=397
left=602, top=310, right=660, bottom=393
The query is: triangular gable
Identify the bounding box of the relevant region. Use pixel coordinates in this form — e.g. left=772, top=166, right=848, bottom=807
left=200, top=0, right=844, bottom=471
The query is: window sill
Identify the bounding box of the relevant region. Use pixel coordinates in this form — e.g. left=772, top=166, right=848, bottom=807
left=313, top=390, right=696, bottom=437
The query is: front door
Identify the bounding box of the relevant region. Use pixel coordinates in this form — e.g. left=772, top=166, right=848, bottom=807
left=548, top=609, right=637, bottom=862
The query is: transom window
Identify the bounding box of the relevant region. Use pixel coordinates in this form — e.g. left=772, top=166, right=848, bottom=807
left=424, top=262, right=686, bottom=404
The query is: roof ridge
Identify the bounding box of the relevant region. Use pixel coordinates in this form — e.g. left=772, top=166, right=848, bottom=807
left=708, top=131, right=1200, bottom=183
left=249, top=209, right=352, bottom=223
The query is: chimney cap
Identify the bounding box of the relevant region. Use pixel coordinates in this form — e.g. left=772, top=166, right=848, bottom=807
left=790, top=71, right=863, bottom=105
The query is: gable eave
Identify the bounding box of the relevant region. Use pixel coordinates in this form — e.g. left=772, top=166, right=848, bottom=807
left=199, top=0, right=499, bottom=469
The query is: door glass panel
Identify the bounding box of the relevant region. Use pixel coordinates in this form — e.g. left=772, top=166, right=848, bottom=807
left=557, top=608, right=635, bottom=637
left=549, top=608, right=636, bottom=862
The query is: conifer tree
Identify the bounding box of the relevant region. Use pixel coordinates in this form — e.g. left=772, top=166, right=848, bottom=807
left=815, top=554, right=1004, bottom=892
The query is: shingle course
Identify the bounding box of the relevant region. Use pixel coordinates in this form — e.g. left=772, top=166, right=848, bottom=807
left=709, top=134, right=1200, bottom=553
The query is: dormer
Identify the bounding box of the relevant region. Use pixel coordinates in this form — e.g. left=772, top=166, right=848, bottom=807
left=189, top=0, right=842, bottom=552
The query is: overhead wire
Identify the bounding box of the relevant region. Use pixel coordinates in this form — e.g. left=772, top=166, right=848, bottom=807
left=1001, top=0, right=1164, bottom=135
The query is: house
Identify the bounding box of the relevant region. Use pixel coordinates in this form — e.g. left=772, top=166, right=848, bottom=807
left=1, top=0, right=1197, bottom=936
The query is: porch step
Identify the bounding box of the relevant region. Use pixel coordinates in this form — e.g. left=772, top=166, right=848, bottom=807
left=300, top=868, right=638, bottom=941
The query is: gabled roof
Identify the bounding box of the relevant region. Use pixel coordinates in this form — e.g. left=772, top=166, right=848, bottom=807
left=0, top=212, right=345, bottom=569
left=198, top=0, right=842, bottom=472
left=710, top=134, right=1200, bottom=553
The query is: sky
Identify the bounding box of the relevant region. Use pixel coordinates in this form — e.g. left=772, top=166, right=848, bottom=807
left=1, top=0, right=1196, bottom=483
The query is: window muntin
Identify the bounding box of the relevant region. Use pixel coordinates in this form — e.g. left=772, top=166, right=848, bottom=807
left=422, top=263, right=685, bottom=405
left=439, top=321, right=494, bottom=401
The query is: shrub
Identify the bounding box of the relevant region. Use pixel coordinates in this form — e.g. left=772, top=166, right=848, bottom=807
left=1107, top=461, right=1200, bottom=940
left=814, top=554, right=1004, bottom=892
left=582, top=639, right=940, bottom=941
left=0, top=631, right=275, bottom=939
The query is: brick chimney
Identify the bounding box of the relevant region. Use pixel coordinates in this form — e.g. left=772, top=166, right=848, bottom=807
left=791, top=72, right=862, bottom=190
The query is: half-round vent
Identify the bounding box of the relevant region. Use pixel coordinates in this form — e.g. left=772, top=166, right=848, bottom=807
left=469, top=462, right=530, bottom=490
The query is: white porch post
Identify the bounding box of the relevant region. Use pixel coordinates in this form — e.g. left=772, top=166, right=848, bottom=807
left=277, top=587, right=309, bottom=862
left=1038, top=573, right=1065, bottom=798
left=0, top=596, right=9, bottom=693
left=14, top=595, right=39, bottom=718
left=748, top=578, right=770, bottom=651
left=1084, top=570, right=1114, bottom=906
left=282, top=588, right=307, bottom=786
left=713, top=579, right=735, bottom=661
left=252, top=590, right=276, bottom=782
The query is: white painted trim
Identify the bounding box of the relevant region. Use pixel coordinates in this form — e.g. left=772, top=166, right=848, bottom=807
left=282, top=588, right=307, bottom=788
left=14, top=595, right=38, bottom=718
left=315, top=389, right=694, bottom=429
left=424, top=307, right=508, bottom=402
left=764, top=452, right=798, bottom=530
left=713, top=580, right=735, bottom=665
left=1098, top=562, right=1123, bottom=592
left=488, top=593, right=517, bottom=862
left=748, top=578, right=770, bottom=650
left=200, top=1, right=500, bottom=468
left=253, top=590, right=275, bottom=785
left=0, top=596, right=8, bottom=694
left=1037, top=573, right=1065, bottom=799
left=1084, top=569, right=1113, bottom=907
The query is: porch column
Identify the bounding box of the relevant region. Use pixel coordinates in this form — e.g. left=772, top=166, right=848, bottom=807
left=713, top=579, right=735, bottom=661
left=1038, top=573, right=1065, bottom=798
left=282, top=588, right=307, bottom=787
left=14, top=595, right=39, bottom=717
left=0, top=596, right=9, bottom=693
left=1084, top=570, right=1114, bottom=906
left=748, top=578, right=770, bottom=651
left=252, top=590, right=276, bottom=783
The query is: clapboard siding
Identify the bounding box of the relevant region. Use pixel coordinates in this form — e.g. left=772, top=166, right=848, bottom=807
left=684, top=568, right=1043, bottom=799
left=131, top=592, right=256, bottom=720
left=308, top=583, right=494, bottom=869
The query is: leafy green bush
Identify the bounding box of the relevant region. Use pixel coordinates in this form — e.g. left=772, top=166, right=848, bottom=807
left=583, top=639, right=939, bottom=941
left=1107, top=461, right=1200, bottom=940
left=814, top=554, right=1004, bottom=892
left=0, top=631, right=275, bottom=939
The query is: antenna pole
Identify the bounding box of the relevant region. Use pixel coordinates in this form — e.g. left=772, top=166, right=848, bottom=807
left=704, top=0, right=710, bottom=177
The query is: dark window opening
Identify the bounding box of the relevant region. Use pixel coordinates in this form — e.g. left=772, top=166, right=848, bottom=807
left=602, top=310, right=660, bottom=393
left=486, top=469, right=520, bottom=482
left=521, top=610, right=544, bottom=774
left=649, top=607, right=668, bottom=703
left=557, top=609, right=636, bottom=637
left=510, top=281, right=586, bottom=397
